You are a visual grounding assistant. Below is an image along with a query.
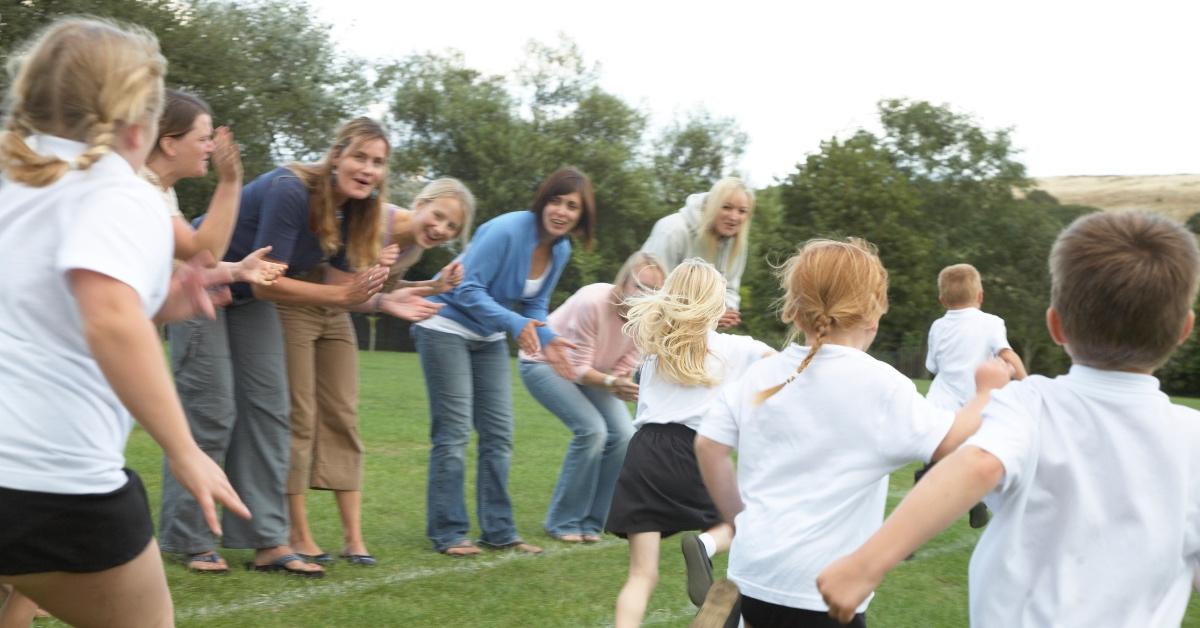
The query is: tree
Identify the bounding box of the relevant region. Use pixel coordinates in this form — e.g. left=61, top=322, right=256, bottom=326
left=652, top=109, right=747, bottom=209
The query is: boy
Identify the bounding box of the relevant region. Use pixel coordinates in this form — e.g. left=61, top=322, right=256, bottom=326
left=818, top=212, right=1200, bottom=627
left=921, top=263, right=1028, bottom=527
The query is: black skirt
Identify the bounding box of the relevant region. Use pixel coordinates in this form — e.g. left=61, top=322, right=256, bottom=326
left=0, top=469, right=154, bottom=575
left=605, top=422, right=722, bottom=538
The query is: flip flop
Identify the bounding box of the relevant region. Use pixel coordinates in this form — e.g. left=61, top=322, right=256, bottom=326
left=297, top=552, right=335, bottom=564
left=247, top=553, right=325, bottom=578
left=186, top=551, right=229, bottom=575
left=339, top=552, right=378, bottom=566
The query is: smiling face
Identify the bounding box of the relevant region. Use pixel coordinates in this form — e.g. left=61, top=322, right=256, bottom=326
left=332, top=137, right=388, bottom=201
left=411, top=196, right=466, bottom=248
left=163, top=112, right=214, bottom=178
left=711, top=188, right=751, bottom=238
left=540, top=191, right=583, bottom=238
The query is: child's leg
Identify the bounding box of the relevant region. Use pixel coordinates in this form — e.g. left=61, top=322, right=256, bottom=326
left=704, top=522, right=734, bottom=554
left=683, top=522, right=736, bottom=607
left=0, top=588, right=38, bottom=628
left=615, top=532, right=661, bottom=628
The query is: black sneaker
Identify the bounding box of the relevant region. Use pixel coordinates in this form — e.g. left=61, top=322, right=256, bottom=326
left=969, top=502, right=991, bottom=528
left=681, top=534, right=714, bottom=607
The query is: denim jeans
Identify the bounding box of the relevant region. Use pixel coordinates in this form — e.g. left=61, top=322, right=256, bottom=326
left=518, top=360, right=633, bottom=536
left=413, top=325, right=519, bottom=552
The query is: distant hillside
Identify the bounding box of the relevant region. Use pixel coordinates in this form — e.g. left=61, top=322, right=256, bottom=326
left=1032, top=175, right=1200, bottom=221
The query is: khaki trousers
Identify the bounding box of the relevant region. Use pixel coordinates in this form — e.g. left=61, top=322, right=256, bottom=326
left=277, top=303, right=363, bottom=494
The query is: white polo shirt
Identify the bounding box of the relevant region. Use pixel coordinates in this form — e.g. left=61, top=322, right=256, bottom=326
left=0, top=136, right=172, bottom=494
left=926, top=307, right=1011, bottom=410
left=634, top=330, right=773, bottom=431
left=699, top=343, right=954, bottom=612
left=964, top=365, right=1200, bottom=627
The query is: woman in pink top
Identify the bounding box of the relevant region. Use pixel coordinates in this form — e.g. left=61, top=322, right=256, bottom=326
left=518, top=252, right=665, bottom=542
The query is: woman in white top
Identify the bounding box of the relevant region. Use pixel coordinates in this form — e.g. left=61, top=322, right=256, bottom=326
left=641, top=177, right=754, bottom=328
left=0, top=17, right=246, bottom=627
left=608, top=259, right=773, bottom=627
left=694, top=238, right=1009, bottom=627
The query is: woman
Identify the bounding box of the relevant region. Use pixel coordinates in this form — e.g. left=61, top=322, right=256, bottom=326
left=412, top=167, right=595, bottom=556
left=158, top=117, right=393, bottom=577
left=284, top=178, right=476, bottom=566
left=518, top=252, right=665, bottom=543
left=141, top=88, right=284, bottom=287
left=0, top=17, right=245, bottom=626
left=641, top=177, right=755, bottom=328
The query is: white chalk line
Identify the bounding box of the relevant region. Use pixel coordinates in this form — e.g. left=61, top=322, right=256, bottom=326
left=177, top=539, right=619, bottom=620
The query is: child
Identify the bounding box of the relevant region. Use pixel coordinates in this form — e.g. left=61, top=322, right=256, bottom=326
left=608, top=259, right=773, bottom=628
left=0, top=16, right=247, bottom=627
left=693, top=238, right=1011, bottom=628
left=818, top=212, right=1200, bottom=627
left=922, top=263, right=1027, bottom=527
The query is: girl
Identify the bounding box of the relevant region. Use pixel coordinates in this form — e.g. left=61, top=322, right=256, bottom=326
left=412, top=167, right=594, bottom=556
left=694, top=238, right=1010, bottom=628
left=518, top=251, right=665, bottom=544
left=158, top=117, right=392, bottom=577
left=641, top=177, right=755, bottom=328
left=0, top=17, right=246, bottom=626
left=608, top=259, right=773, bottom=627
left=142, top=88, right=284, bottom=288
left=284, top=178, right=476, bottom=566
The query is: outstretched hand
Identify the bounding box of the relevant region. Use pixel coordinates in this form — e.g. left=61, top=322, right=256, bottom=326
left=234, top=246, right=287, bottom=286
left=378, top=286, right=443, bottom=321
left=378, top=243, right=401, bottom=267
left=212, top=126, right=242, bottom=183
left=543, top=336, right=580, bottom=380
left=432, top=260, right=464, bottom=293
left=170, top=251, right=233, bottom=321
left=341, top=265, right=389, bottom=306
left=168, top=446, right=250, bottom=536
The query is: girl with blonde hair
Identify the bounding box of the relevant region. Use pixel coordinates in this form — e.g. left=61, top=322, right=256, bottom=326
left=158, top=117, right=394, bottom=578
left=693, top=239, right=1010, bottom=627
left=607, top=259, right=773, bottom=627
left=0, top=16, right=247, bottom=626
left=641, top=177, right=755, bottom=328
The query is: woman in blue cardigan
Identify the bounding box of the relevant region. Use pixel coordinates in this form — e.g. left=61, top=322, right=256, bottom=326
left=413, top=168, right=595, bottom=556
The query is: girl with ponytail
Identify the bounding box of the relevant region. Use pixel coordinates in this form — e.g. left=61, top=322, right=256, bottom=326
left=693, top=238, right=1011, bottom=627
left=0, top=17, right=247, bottom=626
left=607, top=259, right=773, bottom=627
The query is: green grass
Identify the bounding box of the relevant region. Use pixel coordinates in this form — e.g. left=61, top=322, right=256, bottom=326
left=52, top=354, right=1200, bottom=626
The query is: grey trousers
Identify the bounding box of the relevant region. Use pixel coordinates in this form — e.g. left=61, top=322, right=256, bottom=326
left=158, top=298, right=291, bottom=554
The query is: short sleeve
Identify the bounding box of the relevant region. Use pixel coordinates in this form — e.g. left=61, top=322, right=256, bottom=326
left=58, top=187, right=171, bottom=309
left=876, top=377, right=955, bottom=466
left=991, top=317, right=1012, bottom=354
left=964, top=381, right=1038, bottom=493
left=925, top=324, right=939, bottom=374
left=723, top=333, right=774, bottom=377
left=699, top=380, right=741, bottom=448
left=252, top=176, right=310, bottom=265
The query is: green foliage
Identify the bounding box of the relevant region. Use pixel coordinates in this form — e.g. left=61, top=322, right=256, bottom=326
left=652, top=109, right=748, bottom=209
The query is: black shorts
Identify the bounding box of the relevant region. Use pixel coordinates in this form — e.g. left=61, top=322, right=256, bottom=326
left=0, top=469, right=154, bottom=575
left=605, top=422, right=722, bottom=538
left=741, top=595, right=867, bottom=628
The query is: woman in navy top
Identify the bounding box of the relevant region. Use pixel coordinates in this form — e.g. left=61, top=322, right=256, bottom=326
left=158, top=118, right=391, bottom=577
left=412, top=167, right=595, bottom=555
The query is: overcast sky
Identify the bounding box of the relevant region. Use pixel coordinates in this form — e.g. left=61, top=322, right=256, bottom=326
left=309, top=0, right=1198, bottom=188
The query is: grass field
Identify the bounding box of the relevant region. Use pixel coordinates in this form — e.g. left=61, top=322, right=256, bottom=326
left=44, top=351, right=1200, bottom=627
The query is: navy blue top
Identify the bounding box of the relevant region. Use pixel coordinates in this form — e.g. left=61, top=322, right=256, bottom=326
left=197, top=167, right=350, bottom=298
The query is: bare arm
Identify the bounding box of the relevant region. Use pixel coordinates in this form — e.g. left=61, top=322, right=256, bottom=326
left=695, top=435, right=744, bottom=524
left=817, top=446, right=1004, bottom=623
left=172, top=127, right=242, bottom=261
left=251, top=263, right=386, bottom=307
left=578, top=369, right=638, bottom=402
left=998, top=348, right=1028, bottom=380
left=153, top=253, right=232, bottom=324
left=930, top=358, right=1011, bottom=461
left=70, top=269, right=249, bottom=534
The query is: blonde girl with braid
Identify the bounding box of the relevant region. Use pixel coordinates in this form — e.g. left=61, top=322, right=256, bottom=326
left=607, top=259, right=773, bottom=628
left=0, top=17, right=248, bottom=627
left=693, top=238, right=1010, bottom=628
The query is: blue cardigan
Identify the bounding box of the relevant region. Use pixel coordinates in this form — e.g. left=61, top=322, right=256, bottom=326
left=430, top=210, right=572, bottom=346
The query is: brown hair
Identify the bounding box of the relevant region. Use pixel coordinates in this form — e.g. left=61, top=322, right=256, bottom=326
left=938, top=263, right=982, bottom=308
left=757, top=238, right=889, bottom=404
left=1051, top=211, right=1200, bottom=370
left=0, top=17, right=165, bottom=187
left=152, top=88, right=211, bottom=155
left=287, top=117, right=387, bottom=270
left=531, top=167, right=596, bottom=249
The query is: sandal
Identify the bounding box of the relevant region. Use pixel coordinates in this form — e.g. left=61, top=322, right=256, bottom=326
left=440, top=539, right=482, bottom=557
left=247, top=553, right=325, bottom=578
left=186, top=551, right=229, bottom=574
left=340, top=551, right=378, bottom=566
left=297, top=552, right=334, bottom=565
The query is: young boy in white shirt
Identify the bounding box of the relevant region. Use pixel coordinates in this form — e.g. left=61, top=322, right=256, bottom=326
left=921, top=263, right=1028, bottom=527
left=818, top=211, right=1200, bottom=628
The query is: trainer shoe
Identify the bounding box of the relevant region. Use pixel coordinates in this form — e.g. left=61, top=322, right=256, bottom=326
left=969, top=502, right=991, bottom=528
left=689, top=579, right=740, bottom=628
left=681, top=534, right=714, bottom=607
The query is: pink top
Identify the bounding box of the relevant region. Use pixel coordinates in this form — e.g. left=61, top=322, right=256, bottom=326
left=519, top=282, right=641, bottom=382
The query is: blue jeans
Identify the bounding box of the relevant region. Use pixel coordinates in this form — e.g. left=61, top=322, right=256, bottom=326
left=518, top=360, right=633, bottom=536
left=413, top=326, right=519, bottom=552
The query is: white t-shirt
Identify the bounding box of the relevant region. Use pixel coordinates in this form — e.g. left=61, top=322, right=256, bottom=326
left=963, top=365, right=1200, bottom=627
left=925, top=307, right=1011, bottom=410
left=0, top=136, right=173, bottom=494
left=699, top=343, right=954, bottom=612
left=634, top=330, right=772, bottom=431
